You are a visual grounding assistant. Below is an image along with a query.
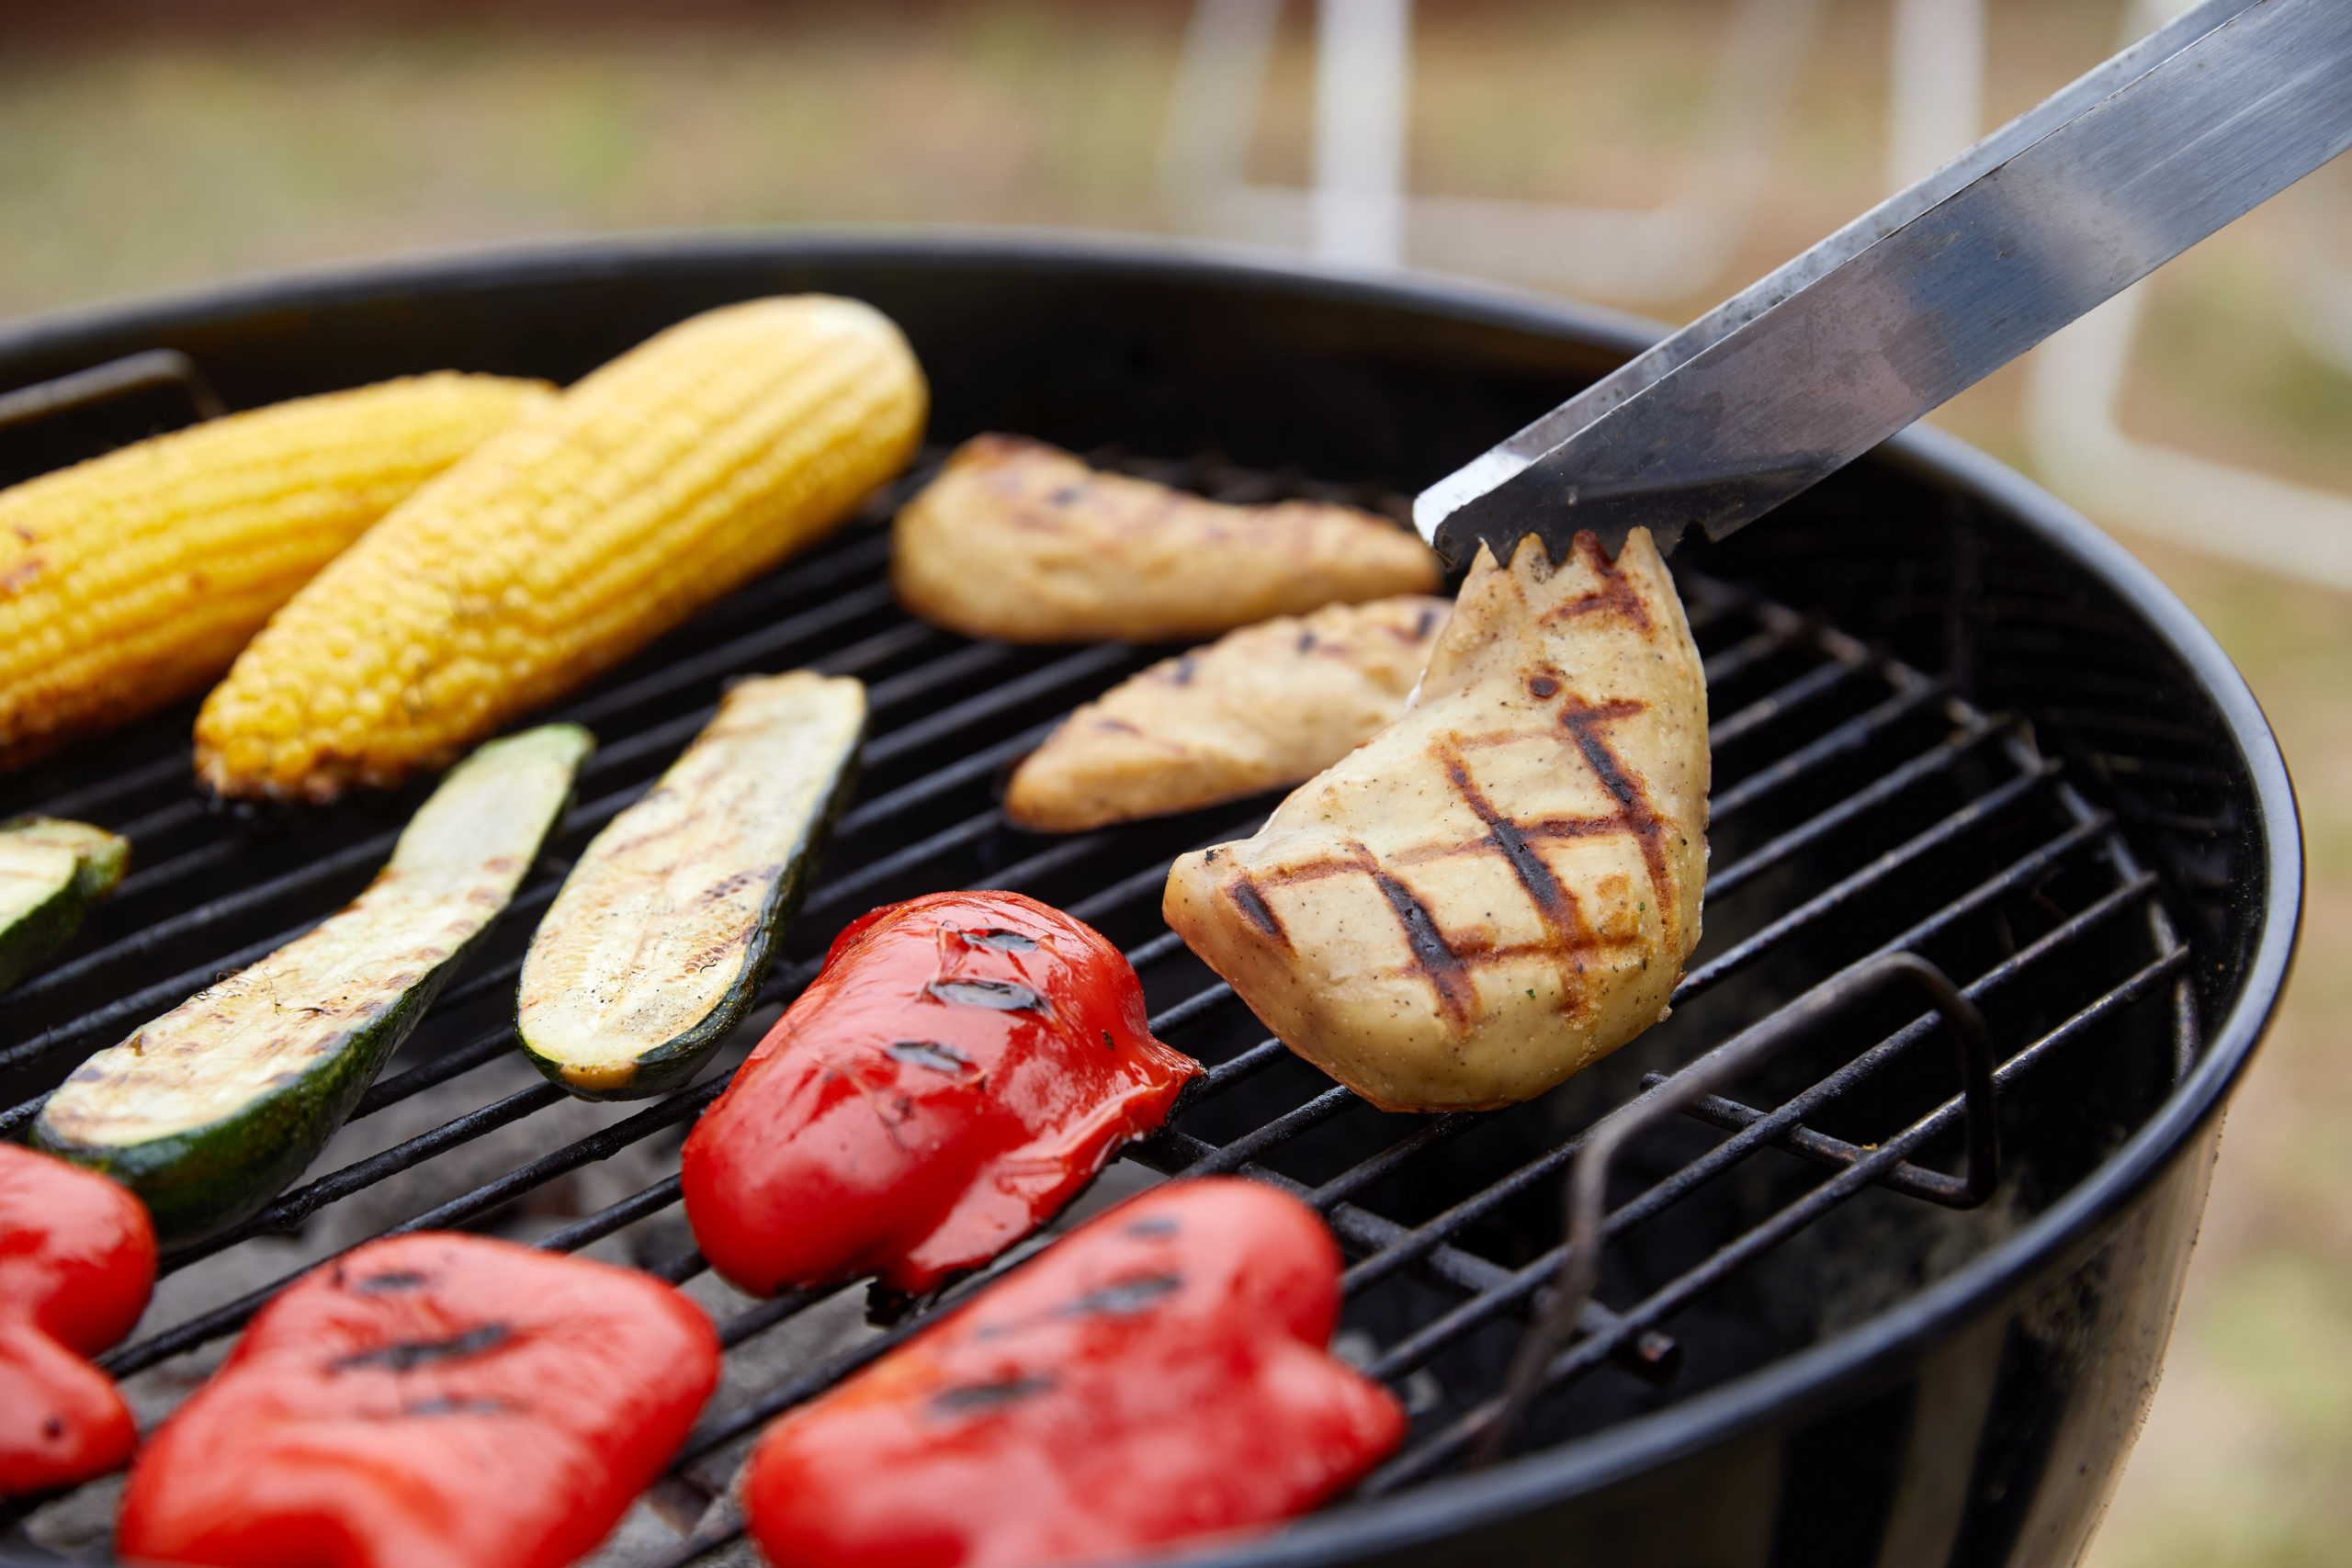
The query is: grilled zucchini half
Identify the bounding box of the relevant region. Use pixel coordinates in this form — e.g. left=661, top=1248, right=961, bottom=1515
left=517, top=671, right=865, bottom=1100
left=0, top=817, right=129, bottom=994
left=33, top=725, right=590, bottom=1242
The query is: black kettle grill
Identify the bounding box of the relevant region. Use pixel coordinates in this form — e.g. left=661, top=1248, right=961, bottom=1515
left=0, top=232, right=2301, bottom=1568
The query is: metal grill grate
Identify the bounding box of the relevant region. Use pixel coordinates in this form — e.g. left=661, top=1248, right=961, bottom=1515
left=0, top=376, right=2197, bottom=1564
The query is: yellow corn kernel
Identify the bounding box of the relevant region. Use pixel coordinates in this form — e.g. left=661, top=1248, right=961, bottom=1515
left=0, top=374, right=553, bottom=769
left=195, top=296, right=928, bottom=802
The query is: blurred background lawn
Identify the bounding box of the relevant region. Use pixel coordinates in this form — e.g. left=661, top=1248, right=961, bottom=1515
left=4, top=2, right=2346, bottom=1562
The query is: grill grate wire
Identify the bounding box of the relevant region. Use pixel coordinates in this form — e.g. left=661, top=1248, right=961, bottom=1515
left=0, top=371, right=2198, bottom=1562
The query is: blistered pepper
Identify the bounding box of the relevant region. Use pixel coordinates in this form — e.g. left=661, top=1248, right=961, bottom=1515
left=743, top=1177, right=1405, bottom=1568
left=117, top=1232, right=718, bottom=1568
left=0, top=1142, right=154, bottom=1497
left=683, top=890, right=1200, bottom=1298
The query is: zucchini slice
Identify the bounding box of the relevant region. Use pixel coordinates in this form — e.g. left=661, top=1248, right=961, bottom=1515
left=0, top=817, right=129, bottom=995
left=517, top=671, right=865, bottom=1100
left=32, top=725, right=591, bottom=1242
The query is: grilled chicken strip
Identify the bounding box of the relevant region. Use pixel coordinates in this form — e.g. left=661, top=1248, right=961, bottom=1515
left=892, top=434, right=1440, bottom=643
left=1163, top=529, right=1707, bottom=1112
left=1005, top=595, right=1452, bottom=833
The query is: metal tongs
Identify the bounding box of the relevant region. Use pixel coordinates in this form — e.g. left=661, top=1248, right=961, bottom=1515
left=1415, top=0, right=2352, bottom=569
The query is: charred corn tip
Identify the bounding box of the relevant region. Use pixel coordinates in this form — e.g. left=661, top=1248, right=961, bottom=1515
left=194, top=295, right=928, bottom=802
left=0, top=373, right=552, bottom=771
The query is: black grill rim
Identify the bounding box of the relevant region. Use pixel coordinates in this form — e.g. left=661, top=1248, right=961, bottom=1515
left=0, top=229, right=2303, bottom=1567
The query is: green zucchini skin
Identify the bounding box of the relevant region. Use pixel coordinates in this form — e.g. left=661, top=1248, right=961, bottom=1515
left=40, top=967, right=449, bottom=1243
left=0, top=818, right=130, bottom=995
left=516, top=672, right=865, bottom=1101
left=31, top=726, right=591, bottom=1243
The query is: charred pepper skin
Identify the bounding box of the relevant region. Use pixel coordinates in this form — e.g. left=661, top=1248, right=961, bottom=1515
left=117, top=1232, right=718, bottom=1568
left=683, top=890, right=1202, bottom=1298
left=0, top=1145, right=155, bottom=1497
left=743, top=1178, right=1406, bottom=1568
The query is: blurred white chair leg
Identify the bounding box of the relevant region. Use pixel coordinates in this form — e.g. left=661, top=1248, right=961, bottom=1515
left=1158, top=0, right=1820, bottom=300
left=1403, top=0, right=1821, bottom=299
left=1885, top=0, right=1984, bottom=192
left=1311, top=0, right=1410, bottom=268
left=2027, top=287, right=2352, bottom=592
left=2021, top=0, right=2352, bottom=592
left=1159, top=0, right=1303, bottom=248
left=2293, top=157, right=2352, bottom=378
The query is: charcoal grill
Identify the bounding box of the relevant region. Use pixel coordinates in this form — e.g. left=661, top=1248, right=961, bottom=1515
left=0, top=232, right=2300, bottom=1568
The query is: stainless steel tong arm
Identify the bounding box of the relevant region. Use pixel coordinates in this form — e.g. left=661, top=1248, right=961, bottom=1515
left=1415, top=0, right=2352, bottom=566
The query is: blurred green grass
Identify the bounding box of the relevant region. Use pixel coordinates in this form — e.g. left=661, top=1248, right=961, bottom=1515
left=3, top=4, right=2347, bottom=1562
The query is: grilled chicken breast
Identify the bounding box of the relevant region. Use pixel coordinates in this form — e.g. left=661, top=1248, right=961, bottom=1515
left=1163, top=529, right=1707, bottom=1112
left=892, top=434, right=1440, bottom=643
left=1005, top=595, right=1452, bottom=833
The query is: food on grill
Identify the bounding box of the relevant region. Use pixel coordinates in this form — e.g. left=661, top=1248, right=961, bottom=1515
left=0, top=373, right=549, bottom=770
left=741, top=1177, right=1406, bottom=1568
left=195, top=296, right=927, bottom=802
left=117, top=1231, right=718, bottom=1568
left=0, top=817, right=129, bottom=994
left=0, top=1145, right=155, bottom=1497
left=891, top=434, right=1441, bottom=644
left=1165, top=529, right=1709, bottom=1112
left=1006, top=594, right=1452, bottom=833
left=34, top=725, right=590, bottom=1241
left=683, top=890, right=1200, bottom=1299
left=518, top=671, right=865, bottom=1100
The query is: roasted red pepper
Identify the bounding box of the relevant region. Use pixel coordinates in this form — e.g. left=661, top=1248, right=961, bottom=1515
left=743, top=1177, right=1405, bottom=1568
left=0, top=1142, right=154, bottom=1497
left=117, top=1232, right=718, bottom=1568
left=683, top=890, right=1200, bottom=1298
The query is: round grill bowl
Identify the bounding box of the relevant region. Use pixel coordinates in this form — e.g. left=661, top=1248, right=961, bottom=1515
left=0, top=232, right=2301, bottom=1568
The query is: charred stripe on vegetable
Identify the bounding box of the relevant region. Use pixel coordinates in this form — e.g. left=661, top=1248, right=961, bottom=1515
left=330, top=1324, right=511, bottom=1374
left=926, top=978, right=1048, bottom=1012
left=517, top=672, right=865, bottom=1100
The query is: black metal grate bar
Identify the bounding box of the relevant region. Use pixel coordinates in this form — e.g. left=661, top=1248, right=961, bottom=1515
left=1703, top=719, right=2015, bottom=902
left=1677, top=761, right=2058, bottom=998
left=1707, top=679, right=1948, bottom=818
left=1338, top=812, right=2143, bottom=1307
left=1363, top=941, right=2195, bottom=1494
left=1352, top=875, right=2177, bottom=1388
left=0, top=348, right=223, bottom=431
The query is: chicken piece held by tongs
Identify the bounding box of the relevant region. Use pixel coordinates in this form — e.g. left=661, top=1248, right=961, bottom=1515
left=1164, top=529, right=1708, bottom=1112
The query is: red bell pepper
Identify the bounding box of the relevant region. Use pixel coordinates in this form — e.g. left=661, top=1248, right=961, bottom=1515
left=683, top=890, right=1200, bottom=1298
left=0, top=1142, right=154, bottom=1497
left=117, top=1232, right=718, bottom=1568
left=742, top=1177, right=1407, bottom=1568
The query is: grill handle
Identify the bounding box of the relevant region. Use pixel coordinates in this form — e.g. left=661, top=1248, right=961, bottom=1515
left=0, top=348, right=224, bottom=432
left=1474, top=951, right=1996, bottom=1467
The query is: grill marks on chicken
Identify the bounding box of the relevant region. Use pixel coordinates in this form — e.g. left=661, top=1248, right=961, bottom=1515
left=1357, top=843, right=1478, bottom=1026
left=1544, top=532, right=1657, bottom=633
left=1215, top=719, right=1663, bottom=1034
left=1165, top=528, right=1708, bottom=1112
left=1224, top=874, right=1290, bottom=946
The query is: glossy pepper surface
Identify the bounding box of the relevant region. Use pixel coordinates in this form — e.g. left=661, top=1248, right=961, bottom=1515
left=0, top=1144, right=154, bottom=1496
left=117, top=1232, right=718, bottom=1568
left=683, top=890, right=1200, bottom=1298
left=743, top=1177, right=1406, bottom=1568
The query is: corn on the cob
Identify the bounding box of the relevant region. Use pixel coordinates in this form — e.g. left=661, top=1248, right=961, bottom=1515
left=0, top=374, right=551, bottom=769
left=195, top=296, right=928, bottom=802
